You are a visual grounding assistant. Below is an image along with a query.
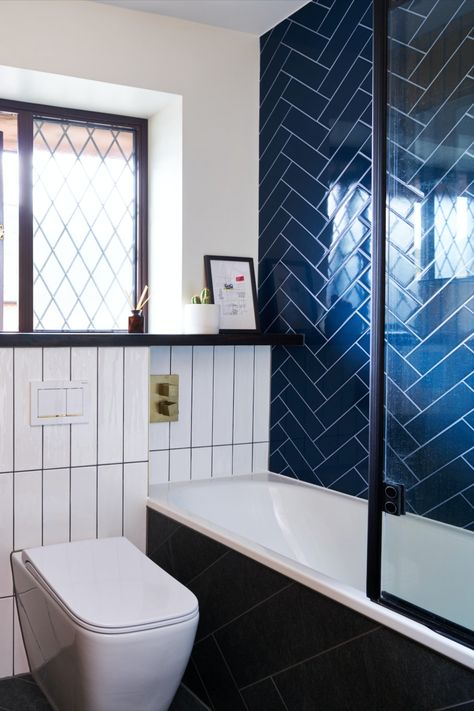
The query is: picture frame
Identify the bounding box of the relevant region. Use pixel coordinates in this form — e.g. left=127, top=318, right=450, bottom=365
left=204, top=255, right=260, bottom=333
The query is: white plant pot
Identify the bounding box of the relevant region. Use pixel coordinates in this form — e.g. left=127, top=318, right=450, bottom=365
left=183, top=304, right=220, bottom=335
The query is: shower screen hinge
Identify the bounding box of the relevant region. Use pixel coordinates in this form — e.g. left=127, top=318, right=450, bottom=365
left=382, top=482, right=405, bottom=516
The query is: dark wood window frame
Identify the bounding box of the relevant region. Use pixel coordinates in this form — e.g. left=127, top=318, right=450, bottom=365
left=0, top=98, right=148, bottom=332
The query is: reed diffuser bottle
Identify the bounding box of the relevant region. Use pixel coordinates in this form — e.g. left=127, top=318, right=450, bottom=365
left=128, top=286, right=149, bottom=333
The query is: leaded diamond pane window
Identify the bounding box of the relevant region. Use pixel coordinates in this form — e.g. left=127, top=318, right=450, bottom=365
left=33, top=119, right=136, bottom=330
left=0, top=99, right=146, bottom=333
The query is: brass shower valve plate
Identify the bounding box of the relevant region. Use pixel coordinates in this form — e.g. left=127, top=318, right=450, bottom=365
left=150, top=375, right=179, bottom=423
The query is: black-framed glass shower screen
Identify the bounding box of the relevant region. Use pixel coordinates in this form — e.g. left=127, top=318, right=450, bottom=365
left=380, top=0, right=474, bottom=638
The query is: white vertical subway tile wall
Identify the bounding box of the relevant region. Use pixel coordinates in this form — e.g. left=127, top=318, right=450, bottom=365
left=149, top=345, right=271, bottom=482
left=0, top=344, right=271, bottom=678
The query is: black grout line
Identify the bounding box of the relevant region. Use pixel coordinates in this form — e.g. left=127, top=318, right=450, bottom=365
left=11, top=348, right=16, bottom=672
left=95, top=348, right=100, bottom=539
left=40, top=348, right=44, bottom=548
left=168, top=347, right=172, bottom=483
left=190, top=346, right=194, bottom=481
left=121, top=347, right=125, bottom=536
left=250, top=346, right=256, bottom=474
left=211, top=346, right=215, bottom=464
left=230, top=346, right=236, bottom=476
left=7, top=457, right=151, bottom=474
left=68, top=347, right=72, bottom=543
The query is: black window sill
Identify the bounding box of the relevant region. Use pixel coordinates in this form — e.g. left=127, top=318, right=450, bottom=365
left=0, top=332, right=304, bottom=347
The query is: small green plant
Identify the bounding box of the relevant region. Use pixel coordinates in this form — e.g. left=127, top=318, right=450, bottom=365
left=191, top=288, right=211, bottom=304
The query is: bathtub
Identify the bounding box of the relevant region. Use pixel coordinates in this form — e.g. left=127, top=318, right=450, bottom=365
left=147, top=471, right=474, bottom=671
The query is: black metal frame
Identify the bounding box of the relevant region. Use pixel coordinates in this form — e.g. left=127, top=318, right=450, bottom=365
left=0, top=98, right=148, bottom=332
left=204, top=254, right=260, bottom=333
left=366, top=0, right=388, bottom=602
left=367, top=0, right=474, bottom=651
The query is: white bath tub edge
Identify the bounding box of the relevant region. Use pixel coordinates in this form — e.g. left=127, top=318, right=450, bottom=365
left=147, top=472, right=474, bottom=671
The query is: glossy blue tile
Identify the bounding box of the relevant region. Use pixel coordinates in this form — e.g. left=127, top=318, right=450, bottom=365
left=261, top=45, right=292, bottom=103
left=282, top=21, right=328, bottom=64
left=259, top=0, right=474, bottom=526
left=281, top=50, right=326, bottom=94
left=405, top=421, right=474, bottom=481
left=409, top=457, right=474, bottom=515
left=260, top=154, right=291, bottom=207
left=319, top=26, right=372, bottom=97
left=316, top=407, right=367, bottom=458
left=319, top=58, right=371, bottom=128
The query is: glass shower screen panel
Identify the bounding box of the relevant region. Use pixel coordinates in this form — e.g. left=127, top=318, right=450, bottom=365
left=381, top=0, right=474, bottom=634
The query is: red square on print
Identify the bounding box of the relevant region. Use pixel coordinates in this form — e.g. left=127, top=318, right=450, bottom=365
left=235, top=274, right=245, bottom=282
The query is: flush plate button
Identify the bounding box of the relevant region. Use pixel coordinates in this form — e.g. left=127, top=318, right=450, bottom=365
left=31, top=381, right=89, bottom=426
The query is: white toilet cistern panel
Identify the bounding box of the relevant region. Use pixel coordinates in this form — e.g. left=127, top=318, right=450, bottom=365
left=30, top=380, right=89, bottom=426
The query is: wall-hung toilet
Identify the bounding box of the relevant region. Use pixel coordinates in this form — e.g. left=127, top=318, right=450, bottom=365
left=12, top=537, right=199, bottom=711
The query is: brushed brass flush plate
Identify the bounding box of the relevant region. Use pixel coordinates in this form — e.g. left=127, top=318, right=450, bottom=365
left=150, top=375, right=179, bottom=423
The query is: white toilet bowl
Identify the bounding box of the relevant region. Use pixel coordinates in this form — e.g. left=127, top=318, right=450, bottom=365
left=12, top=537, right=199, bottom=711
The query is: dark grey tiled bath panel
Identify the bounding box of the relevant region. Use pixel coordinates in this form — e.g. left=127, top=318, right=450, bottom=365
left=147, top=508, right=474, bottom=711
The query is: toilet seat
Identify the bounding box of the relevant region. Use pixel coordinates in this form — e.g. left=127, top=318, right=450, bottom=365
left=22, top=537, right=198, bottom=635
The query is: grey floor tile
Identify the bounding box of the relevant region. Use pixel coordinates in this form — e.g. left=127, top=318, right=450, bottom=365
left=0, top=675, right=207, bottom=711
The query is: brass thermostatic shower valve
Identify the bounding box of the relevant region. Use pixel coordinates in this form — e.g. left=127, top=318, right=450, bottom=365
left=149, top=375, right=179, bottom=423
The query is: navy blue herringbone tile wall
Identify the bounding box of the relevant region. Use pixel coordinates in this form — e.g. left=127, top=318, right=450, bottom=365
left=259, top=0, right=373, bottom=497
left=258, top=0, right=474, bottom=529
left=384, top=0, right=474, bottom=530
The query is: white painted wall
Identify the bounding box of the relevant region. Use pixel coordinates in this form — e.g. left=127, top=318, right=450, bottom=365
left=0, top=0, right=260, bottom=328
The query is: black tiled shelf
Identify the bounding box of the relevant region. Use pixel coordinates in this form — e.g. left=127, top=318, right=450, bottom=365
left=0, top=332, right=304, bottom=348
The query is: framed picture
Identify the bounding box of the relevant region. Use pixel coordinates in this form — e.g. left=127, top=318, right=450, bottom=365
left=204, top=255, right=260, bottom=333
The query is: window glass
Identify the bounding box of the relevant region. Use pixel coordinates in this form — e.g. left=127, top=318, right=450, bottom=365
left=33, top=119, right=136, bottom=330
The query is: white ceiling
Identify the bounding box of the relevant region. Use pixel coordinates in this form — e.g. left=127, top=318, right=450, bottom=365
left=92, top=0, right=309, bottom=35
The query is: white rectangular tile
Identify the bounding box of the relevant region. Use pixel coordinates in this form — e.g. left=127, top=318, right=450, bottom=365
left=170, top=448, right=191, bottom=482
left=43, top=468, right=70, bottom=546
left=170, top=347, right=192, bottom=449
left=71, top=466, right=97, bottom=542
left=0, top=349, right=13, bottom=473
left=212, top=445, right=232, bottom=478
left=149, top=450, right=169, bottom=485
left=213, top=347, right=234, bottom=446
left=149, top=348, right=171, bottom=456
left=14, top=349, right=42, bottom=472
left=124, top=348, right=149, bottom=463
left=233, top=443, right=252, bottom=476
left=233, top=346, right=255, bottom=444
left=191, top=347, right=214, bottom=447
left=14, top=470, right=42, bottom=550
left=0, top=597, right=13, bottom=678
left=71, top=347, right=98, bottom=467
left=43, top=348, right=70, bottom=469
left=98, top=348, right=124, bottom=465
left=253, top=346, right=271, bottom=442
left=252, top=442, right=269, bottom=472
left=191, top=447, right=212, bottom=480
left=0, top=473, right=13, bottom=597
left=13, top=601, right=29, bottom=676
left=150, top=346, right=171, bottom=375
left=123, top=462, right=148, bottom=552
left=97, top=464, right=123, bottom=538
